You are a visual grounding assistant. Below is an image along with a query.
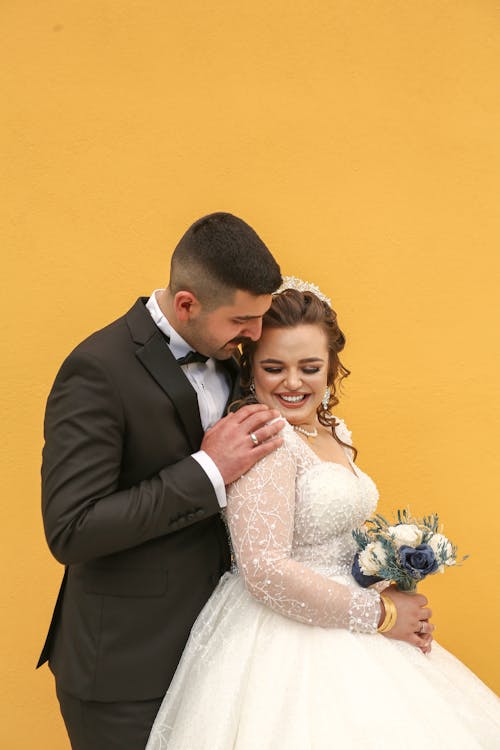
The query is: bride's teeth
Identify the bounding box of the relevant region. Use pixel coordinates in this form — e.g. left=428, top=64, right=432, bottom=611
left=281, top=395, right=305, bottom=403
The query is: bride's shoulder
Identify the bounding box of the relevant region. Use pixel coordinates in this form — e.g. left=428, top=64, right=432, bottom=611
left=331, top=416, right=353, bottom=446
left=277, top=421, right=307, bottom=457
left=281, top=420, right=295, bottom=437
left=279, top=420, right=300, bottom=449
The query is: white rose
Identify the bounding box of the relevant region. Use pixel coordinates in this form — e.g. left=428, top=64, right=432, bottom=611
left=388, top=523, right=423, bottom=547
left=428, top=533, right=454, bottom=565
left=359, top=542, right=387, bottom=576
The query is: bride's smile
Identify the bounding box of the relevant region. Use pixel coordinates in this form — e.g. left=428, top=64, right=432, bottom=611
left=275, top=392, right=311, bottom=408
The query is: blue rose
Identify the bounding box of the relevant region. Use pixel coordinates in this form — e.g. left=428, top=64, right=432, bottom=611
left=399, top=544, right=439, bottom=580
left=352, top=553, right=383, bottom=588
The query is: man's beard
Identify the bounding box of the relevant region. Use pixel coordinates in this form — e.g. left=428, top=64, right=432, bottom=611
left=227, top=336, right=253, bottom=348
left=212, top=337, right=252, bottom=361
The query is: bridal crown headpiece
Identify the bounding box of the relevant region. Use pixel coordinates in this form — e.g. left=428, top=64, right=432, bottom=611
left=274, top=276, right=332, bottom=307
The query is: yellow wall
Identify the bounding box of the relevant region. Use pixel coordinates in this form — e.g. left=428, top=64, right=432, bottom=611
left=2, top=1, right=499, bottom=746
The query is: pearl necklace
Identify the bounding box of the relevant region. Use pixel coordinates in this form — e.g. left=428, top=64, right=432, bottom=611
left=293, top=424, right=318, bottom=440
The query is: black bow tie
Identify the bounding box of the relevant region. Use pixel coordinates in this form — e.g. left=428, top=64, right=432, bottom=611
left=176, top=350, right=209, bottom=366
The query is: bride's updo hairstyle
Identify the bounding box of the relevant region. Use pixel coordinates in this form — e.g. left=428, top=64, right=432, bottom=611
left=239, top=287, right=356, bottom=457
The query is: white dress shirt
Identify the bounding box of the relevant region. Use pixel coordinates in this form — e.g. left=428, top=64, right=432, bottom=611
left=146, top=290, right=229, bottom=507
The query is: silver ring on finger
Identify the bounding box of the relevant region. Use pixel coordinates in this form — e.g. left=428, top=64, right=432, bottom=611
left=418, top=621, right=425, bottom=634
left=249, top=432, right=260, bottom=447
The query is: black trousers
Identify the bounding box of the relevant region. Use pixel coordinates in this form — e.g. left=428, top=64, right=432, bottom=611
left=56, top=683, right=164, bottom=750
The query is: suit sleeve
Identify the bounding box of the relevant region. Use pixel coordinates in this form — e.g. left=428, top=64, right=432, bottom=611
left=41, top=349, right=221, bottom=564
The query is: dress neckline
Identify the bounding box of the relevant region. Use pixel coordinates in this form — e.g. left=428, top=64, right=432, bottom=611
left=290, top=426, right=359, bottom=479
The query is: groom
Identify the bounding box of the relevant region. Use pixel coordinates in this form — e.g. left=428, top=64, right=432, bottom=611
left=38, top=212, right=284, bottom=749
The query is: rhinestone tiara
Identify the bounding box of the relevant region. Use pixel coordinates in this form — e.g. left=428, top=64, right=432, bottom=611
left=274, top=275, right=332, bottom=307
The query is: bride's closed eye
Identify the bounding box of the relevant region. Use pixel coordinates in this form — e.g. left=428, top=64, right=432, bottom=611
left=262, top=366, right=322, bottom=374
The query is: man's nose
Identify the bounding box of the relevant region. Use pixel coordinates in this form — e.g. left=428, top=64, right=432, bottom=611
left=242, top=318, right=262, bottom=341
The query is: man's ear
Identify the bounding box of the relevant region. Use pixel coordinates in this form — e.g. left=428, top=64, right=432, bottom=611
left=173, top=291, right=202, bottom=321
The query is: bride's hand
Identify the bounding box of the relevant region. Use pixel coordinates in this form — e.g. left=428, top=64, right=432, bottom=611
left=378, top=586, right=434, bottom=653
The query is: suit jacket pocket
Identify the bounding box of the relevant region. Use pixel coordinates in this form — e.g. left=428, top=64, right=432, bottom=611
left=83, top=566, right=168, bottom=597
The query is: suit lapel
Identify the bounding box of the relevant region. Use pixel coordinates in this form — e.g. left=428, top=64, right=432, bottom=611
left=127, top=299, right=204, bottom=452
left=137, top=335, right=204, bottom=451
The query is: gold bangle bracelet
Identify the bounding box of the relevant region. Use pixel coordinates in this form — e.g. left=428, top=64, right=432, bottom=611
left=378, top=594, right=398, bottom=634
left=378, top=595, right=397, bottom=633
left=378, top=605, right=394, bottom=633
left=382, top=596, right=397, bottom=632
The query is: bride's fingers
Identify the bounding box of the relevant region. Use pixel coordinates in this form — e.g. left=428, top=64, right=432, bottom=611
left=415, top=632, right=433, bottom=650
left=416, top=621, right=435, bottom=635
left=420, top=633, right=433, bottom=654
left=409, top=633, right=425, bottom=648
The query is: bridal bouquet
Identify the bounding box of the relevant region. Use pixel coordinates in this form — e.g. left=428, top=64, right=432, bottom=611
left=352, top=509, right=467, bottom=592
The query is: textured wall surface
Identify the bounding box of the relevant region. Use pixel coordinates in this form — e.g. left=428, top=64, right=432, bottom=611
left=1, top=1, right=499, bottom=746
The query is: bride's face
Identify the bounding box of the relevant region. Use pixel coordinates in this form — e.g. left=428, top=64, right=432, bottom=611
left=252, top=324, right=330, bottom=426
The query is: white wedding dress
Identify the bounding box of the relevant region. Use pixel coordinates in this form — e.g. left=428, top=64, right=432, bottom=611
left=147, top=421, right=500, bottom=749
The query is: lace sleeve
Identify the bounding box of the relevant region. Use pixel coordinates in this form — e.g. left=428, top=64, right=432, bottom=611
left=226, top=433, right=381, bottom=633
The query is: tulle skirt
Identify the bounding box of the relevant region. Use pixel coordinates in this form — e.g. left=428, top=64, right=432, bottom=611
left=146, top=572, right=500, bottom=749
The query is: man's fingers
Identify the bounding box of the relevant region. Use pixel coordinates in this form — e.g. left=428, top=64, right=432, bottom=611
left=208, top=407, right=284, bottom=441
left=251, top=434, right=284, bottom=459
left=247, top=419, right=285, bottom=446
left=232, top=403, right=272, bottom=423
left=239, top=411, right=284, bottom=438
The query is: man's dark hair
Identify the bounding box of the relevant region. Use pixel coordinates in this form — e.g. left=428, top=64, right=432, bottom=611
left=169, top=212, right=282, bottom=308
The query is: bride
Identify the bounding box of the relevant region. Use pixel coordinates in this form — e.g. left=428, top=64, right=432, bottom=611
left=147, top=279, right=500, bottom=749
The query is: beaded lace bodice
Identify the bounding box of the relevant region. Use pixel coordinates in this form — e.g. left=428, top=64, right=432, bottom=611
left=226, top=420, right=382, bottom=633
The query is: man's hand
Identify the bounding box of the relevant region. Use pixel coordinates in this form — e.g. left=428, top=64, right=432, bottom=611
left=201, top=404, right=285, bottom=484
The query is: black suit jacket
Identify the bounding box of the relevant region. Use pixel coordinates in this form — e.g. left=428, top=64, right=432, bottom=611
left=38, top=298, right=235, bottom=701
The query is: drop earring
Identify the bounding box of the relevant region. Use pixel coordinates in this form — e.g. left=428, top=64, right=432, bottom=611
left=322, top=387, right=331, bottom=411
left=249, top=380, right=256, bottom=396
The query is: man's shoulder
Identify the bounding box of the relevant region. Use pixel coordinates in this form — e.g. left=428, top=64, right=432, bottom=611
left=65, top=298, right=151, bottom=365
left=45, top=299, right=155, bottom=397
left=77, top=314, right=127, bottom=351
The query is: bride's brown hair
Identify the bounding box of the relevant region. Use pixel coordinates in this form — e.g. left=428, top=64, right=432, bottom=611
left=239, top=288, right=357, bottom=458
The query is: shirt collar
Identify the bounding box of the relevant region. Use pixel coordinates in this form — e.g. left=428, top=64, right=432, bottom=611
left=145, top=289, right=194, bottom=360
